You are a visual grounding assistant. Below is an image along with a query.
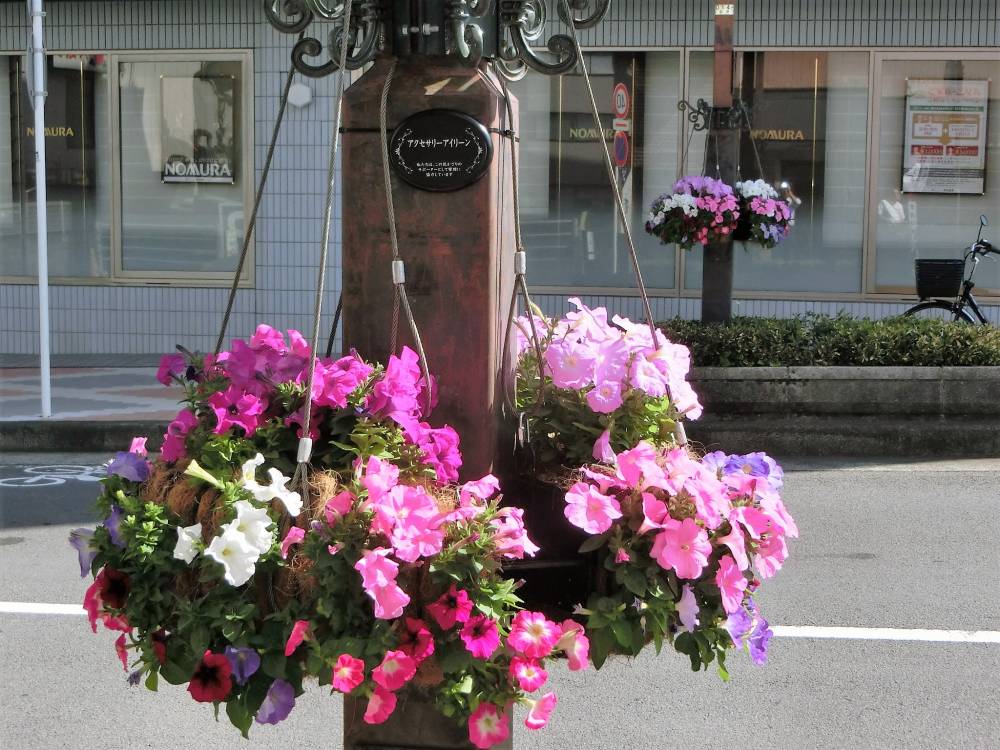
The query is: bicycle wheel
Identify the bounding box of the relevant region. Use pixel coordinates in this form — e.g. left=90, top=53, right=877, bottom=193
left=903, top=300, right=977, bottom=323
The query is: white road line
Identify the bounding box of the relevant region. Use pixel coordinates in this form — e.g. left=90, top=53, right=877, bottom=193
left=1, top=603, right=998, bottom=644
left=771, top=625, right=1000, bottom=644
left=0, top=602, right=86, bottom=615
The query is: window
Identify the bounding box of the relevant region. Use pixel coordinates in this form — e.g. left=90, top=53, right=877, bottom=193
left=0, top=51, right=252, bottom=284
left=872, top=54, right=1000, bottom=294
left=683, top=50, right=870, bottom=294
left=509, top=52, right=682, bottom=290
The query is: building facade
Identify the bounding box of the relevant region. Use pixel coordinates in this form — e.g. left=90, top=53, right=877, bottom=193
left=1, top=0, right=999, bottom=356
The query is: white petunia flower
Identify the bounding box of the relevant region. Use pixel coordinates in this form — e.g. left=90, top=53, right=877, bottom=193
left=248, top=468, right=303, bottom=517
left=173, top=523, right=203, bottom=564
left=239, top=453, right=266, bottom=493
left=226, top=500, right=275, bottom=554
left=206, top=526, right=259, bottom=586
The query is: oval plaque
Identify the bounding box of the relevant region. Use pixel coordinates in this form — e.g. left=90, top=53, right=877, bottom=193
left=389, top=109, right=493, bottom=192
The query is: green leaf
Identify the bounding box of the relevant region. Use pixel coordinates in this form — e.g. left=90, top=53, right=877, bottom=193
left=226, top=695, right=253, bottom=739
left=261, top=652, right=288, bottom=680
left=578, top=533, right=609, bottom=554
left=144, top=670, right=159, bottom=692
left=589, top=626, right=616, bottom=670
left=621, top=568, right=647, bottom=598
left=159, top=659, right=192, bottom=685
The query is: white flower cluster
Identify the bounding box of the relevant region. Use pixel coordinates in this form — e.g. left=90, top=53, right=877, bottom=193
left=735, top=179, right=778, bottom=199
left=172, top=453, right=302, bottom=586
left=649, top=192, right=699, bottom=224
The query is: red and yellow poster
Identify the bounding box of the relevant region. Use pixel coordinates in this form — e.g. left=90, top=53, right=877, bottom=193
left=903, top=79, right=988, bottom=194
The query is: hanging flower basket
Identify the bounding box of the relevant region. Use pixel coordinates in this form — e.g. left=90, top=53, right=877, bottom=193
left=733, top=179, right=794, bottom=247
left=512, top=298, right=796, bottom=673
left=71, top=326, right=588, bottom=747
left=644, top=176, right=741, bottom=250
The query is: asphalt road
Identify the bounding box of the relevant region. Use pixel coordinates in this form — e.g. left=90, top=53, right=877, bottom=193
left=1, top=453, right=998, bottom=750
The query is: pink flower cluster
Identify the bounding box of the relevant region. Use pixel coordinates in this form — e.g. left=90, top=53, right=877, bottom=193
left=518, top=297, right=702, bottom=426
left=565, top=442, right=795, bottom=645
left=645, top=175, right=741, bottom=250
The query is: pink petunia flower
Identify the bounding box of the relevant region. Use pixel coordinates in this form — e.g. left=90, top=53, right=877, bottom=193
left=208, top=385, right=266, bottom=436
left=372, top=649, right=416, bottom=692
left=128, top=437, right=148, bottom=456
left=331, top=654, right=365, bottom=694
left=585, top=380, right=623, bottom=414
left=510, top=657, right=547, bottom=692
left=544, top=337, right=597, bottom=390
left=716, top=523, right=749, bottom=570
left=426, top=585, right=474, bottom=630
left=115, top=633, right=129, bottom=671
left=564, top=482, right=622, bottom=535
left=324, top=491, right=355, bottom=526
left=280, top=527, right=305, bottom=560
left=160, top=409, right=198, bottom=463
left=361, top=456, right=400, bottom=506
left=754, top=533, right=789, bottom=579
left=460, top=615, right=500, bottom=659
left=715, top=555, right=748, bottom=614
left=284, top=619, right=310, bottom=657
left=677, top=584, right=700, bottom=632
left=490, top=507, right=539, bottom=559
left=507, top=611, right=561, bottom=660
left=524, top=692, right=557, bottom=731
left=592, top=428, right=617, bottom=463
left=650, top=518, right=712, bottom=579
left=355, top=550, right=411, bottom=619
left=468, top=703, right=510, bottom=749
left=364, top=685, right=397, bottom=725
left=398, top=617, right=435, bottom=664
left=557, top=621, right=590, bottom=671
left=614, top=548, right=631, bottom=564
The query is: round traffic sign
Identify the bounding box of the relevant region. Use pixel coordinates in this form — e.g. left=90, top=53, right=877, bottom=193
left=613, top=131, right=630, bottom=167
left=612, top=82, right=630, bottom=118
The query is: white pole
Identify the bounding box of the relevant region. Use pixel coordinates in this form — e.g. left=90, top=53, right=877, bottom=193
left=29, top=0, right=51, bottom=418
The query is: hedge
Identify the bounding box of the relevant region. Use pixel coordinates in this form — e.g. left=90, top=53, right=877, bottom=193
left=658, top=314, right=1000, bottom=367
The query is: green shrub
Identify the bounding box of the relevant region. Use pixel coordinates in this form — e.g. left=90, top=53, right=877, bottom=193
left=658, top=314, right=1000, bottom=367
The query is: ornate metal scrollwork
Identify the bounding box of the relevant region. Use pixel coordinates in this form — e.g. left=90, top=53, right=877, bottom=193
left=678, top=98, right=753, bottom=132
left=263, top=0, right=611, bottom=80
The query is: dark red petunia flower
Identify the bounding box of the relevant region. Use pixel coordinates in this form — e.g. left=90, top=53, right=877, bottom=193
left=97, top=567, right=131, bottom=610
left=187, top=650, right=233, bottom=703
left=151, top=630, right=168, bottom=665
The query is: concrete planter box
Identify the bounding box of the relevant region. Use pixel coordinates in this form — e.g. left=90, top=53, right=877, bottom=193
left=685, top=367, right=1000, bottom=457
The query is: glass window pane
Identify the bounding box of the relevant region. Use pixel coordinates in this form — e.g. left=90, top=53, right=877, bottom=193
left=874, top=59, right=1000, bottom=292
left=119, top=59, right=244, bottom=274
left=1, top=54, right=111, bottom=278
left=510, top=52, right=680, bottom=289
left=684, top=51, right=869, bottom=293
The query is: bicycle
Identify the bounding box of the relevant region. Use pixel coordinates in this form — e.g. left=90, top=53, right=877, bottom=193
left=904, top=214, right=996, bottom=324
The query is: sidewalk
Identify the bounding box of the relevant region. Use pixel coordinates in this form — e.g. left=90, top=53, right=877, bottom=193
left=0, top=366, right=182, bottom=451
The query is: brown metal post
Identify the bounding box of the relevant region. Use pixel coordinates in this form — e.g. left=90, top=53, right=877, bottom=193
left=701, top=1, right=740, bottom=323
left=340, top=57, right=516, bottom=482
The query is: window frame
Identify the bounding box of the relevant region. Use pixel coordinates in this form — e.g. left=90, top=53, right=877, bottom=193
left=0, top=48, right=254, bottom=287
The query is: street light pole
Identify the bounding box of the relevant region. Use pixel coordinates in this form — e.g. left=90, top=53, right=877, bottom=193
left=28, top=0, right=51, bottom=417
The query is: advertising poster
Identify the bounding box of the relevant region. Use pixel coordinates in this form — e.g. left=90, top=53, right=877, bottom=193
left=161, top=74, right=236, bottom=184
left=903, top=79, right=988, bottom=194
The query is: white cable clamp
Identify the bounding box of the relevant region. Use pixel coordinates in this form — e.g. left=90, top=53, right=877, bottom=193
left=392, top=259, right=406, bottom=284
left=296, top=437, right=314, bottom=463
left=514, top=250, right=527, bottom=275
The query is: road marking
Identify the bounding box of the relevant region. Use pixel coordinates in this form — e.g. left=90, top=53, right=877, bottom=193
left=0, top=602, right=86, bottom=615
left=771, top=625, right=1000, bottom=644
left=1, top=603, right=998, bottom=645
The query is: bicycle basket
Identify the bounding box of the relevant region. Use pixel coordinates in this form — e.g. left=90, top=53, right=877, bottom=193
left=915, top=259, right=965, bottom=299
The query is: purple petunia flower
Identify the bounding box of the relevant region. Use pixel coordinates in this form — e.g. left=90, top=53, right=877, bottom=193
left=69, top=527, right=98, bottom=577
left=127, top=670, right=143, bottom=687
left=103, top=505, right=126, bottom=548
left=700, top=450, right=728, bottom=477
left=725, top=607, right=753, bottom=649
left=748, top=617, right=773, bottom=665
left=106, top=451, right=151, bottom=483
left=225, top=646, right=261, bottom=686
left=255, top=679, right=296, bottom=725
left=724, top=453, right=771, bottom=479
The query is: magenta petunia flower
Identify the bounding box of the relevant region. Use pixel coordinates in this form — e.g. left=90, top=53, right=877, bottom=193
left=284, top=619, right=310, bottom=657
left=468, top=703, right=509, bottom=749
left=331, top=654, right=365, bottom=694
left=556, top=621, right=590, bottom=671
left=372, top=649, right=416, bottom=692
left=156, top=353, right=186, bottom=386
left=364, top=685, right=397, bottom=725
left=208, top=385, right=266, bottom=436
left=510, top=656, right=547, bottom=692
left=524, top=692, right=557, bottom=731
left=114, top=633, right=129, bottom=671
left=280, top=526, right=305, bottom=560
left=564, top=482, right=622, bottom=535
left=160, top=409, right=198, bottom=463
left=650, top=518, right=712, bottom=579
left=426, top=585, right=473, bottom=630
left=324, top=490, right=355, bottom=526
left=460, top=615, right=500, bottom=659
left=507, top=611, right=561, bottom=660
left=398, top=617, right=435, bottom=664
left=715, top=555, right=748, bottom=614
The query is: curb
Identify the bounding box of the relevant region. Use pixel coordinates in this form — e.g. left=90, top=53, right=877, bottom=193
left=0, top=421, right=166, bottom=453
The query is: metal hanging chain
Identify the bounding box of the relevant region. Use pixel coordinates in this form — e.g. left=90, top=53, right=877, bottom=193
left=558, top=0, right=657, bottom=345
left=496, top=75, right=546, bottom=413
left=378, top=58, right=434, bottom=416
left=293, top=8, right=352, bottom=488
left=742, top=103, right=766, bottom=182
left=214, top=32, right=304, bottom=356
left=324, top=296, right=343, bottom=358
